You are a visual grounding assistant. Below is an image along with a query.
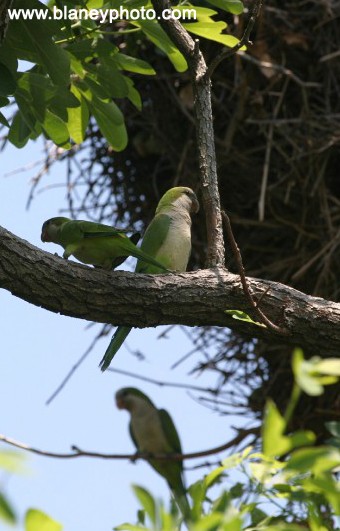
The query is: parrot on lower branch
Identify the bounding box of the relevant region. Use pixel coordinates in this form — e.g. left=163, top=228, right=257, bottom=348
left=41, top=217, right=169, bottom=271
left=99, top=186, right=199, bottom=370
left=116, top=387, right=191, bottom=519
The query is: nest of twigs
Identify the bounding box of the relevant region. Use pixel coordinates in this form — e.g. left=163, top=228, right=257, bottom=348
left=37, top=0, right=340, bottom=442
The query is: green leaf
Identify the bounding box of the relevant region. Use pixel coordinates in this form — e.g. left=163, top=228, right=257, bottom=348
left=183, top=20, right=241, bottom=48
left=205, top=0, right=244, bottom=15
left=115, top=53, right=156, bottom=75
left=87, top=60, right=129, bottom=99
left=225, top=309, right=267, bottom=328
left=292, top=349, right=339, bottom=396
left=8, top=111, right=32, bottom=148
left=15, top=91, right=39, bottom=130
left=134, top=20, right=187, bottom=72
left=41, top=110, right=70, bottom=146
left=188, top=479, right=206, bottom=521
left=0, top=111, right=9, bottom=127
left=25, top=509, right=62, bottom=531
left=0, top=492, right=16, bottom=524
left=86, top=97, right=127, bottom=151
left=326, top=421, right=340, bottom=439
left=67, top=90, right=89, bottom=144
left=287, top=447, right=340, bottom=474
left=314, top=358, right=340, bottom=376
left=263, top=400, right=315, bottom=458
left=304, top=474, right=340, bottom=515
left=115, top=525, right=145, bottom=531
left=0, top=63, right=16, bottom=96
left=0, top=450, right=26, bottom=473
left=5, top=0, right=70, bottom=86
left=132, top=486, right=156, bottom=525
left=0, top=96, right=9, bottom=108
left=125, top=77, right=142, bottom=110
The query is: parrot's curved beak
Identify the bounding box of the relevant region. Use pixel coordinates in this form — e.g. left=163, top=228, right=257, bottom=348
left=116, top=397, right=125, bottom=410
left=41, top=228, right=49, bottom=242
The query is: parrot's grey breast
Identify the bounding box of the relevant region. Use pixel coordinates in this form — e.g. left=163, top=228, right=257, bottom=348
left=131, top=406, right=172, bottom=454
left=157, top=214, right=192, bottom=271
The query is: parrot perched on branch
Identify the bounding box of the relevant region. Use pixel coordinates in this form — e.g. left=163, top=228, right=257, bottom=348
left=99, top=186, right=199, bottom=370
left=41, top=217, right=169, bottom=272
left=116, top=387, right=191, bottom=519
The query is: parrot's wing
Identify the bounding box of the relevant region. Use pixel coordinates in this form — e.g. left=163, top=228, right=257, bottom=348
left=129, top=422, right=139, bottom=451
left=159, top=409, right=182, bottom=455
left=110, top=232, right=141, bottom=269
left=75, top=221, right=130, bottom=239
left=139, top=214, right=171, bottom=255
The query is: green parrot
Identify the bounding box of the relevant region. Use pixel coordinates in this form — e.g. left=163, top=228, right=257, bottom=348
left=99, top=186, right=199, bottom=370
left=116, top=387, right=190, bottom=519
left=41, top=217, right=169, bottom=271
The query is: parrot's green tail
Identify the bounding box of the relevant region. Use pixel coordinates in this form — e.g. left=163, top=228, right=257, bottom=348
left=132, top=247, right=169, bottom=273
left=99, top=326, right=131, bottom=371
left=173, top=488, right=191, bottom=522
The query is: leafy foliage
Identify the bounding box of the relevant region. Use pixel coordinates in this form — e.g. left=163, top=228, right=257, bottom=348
left=0, top=452, right=60, bottom=529
left=114, top=351, right=340, bottom=530
left=0, top=0, right=242, bottom=149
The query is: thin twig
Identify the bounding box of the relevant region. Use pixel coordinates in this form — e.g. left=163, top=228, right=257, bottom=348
left=207, top=0, right=263, bottom=79
left=45, top=325, right=109, bottom=405
left=258, top=77, right=289, bottom=221
left=238, top=51, right=321, bottom=88
left=0, top=427, right=259, bottom=462
left=222, top=211, right=290, bottom=335
left=107, top=367, right=218, bottom=395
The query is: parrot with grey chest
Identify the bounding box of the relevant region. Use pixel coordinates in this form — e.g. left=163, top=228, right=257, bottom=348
left=100, top=186, right=199, bottom=370
left=116, top=387, right=190, bottom=519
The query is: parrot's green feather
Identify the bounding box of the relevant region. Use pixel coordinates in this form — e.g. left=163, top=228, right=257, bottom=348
left=41, top=217, right=168, bottom=272
left=159, top=409, right=182, bottom=455
left=99, top=187, right=199, bottom=370
left=129, top=422, right=138, bottom=451
left=99, top=326, right=130, bottom=371
left=136, top=214, right=171, bottom=272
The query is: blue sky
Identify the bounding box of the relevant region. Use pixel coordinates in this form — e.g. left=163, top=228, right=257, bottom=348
left=0, top=138, right=242, bottom=530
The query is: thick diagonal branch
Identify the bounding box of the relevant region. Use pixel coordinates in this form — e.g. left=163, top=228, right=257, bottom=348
left=1, top=226, right=340, bottom=356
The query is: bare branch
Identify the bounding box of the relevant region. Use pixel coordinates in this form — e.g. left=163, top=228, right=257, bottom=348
left=107, top=367, right=218, bottom=395
left=0, top=427, right=259, bottom=462
left=0, top=0, right=13, bottom=45
left=222, top=211, right=289, bottom=335
left=207, top=0, right=263, bottom=79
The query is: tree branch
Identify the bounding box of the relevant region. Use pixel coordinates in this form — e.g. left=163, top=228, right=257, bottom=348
left=1, top=226, right=340, bottom=356
left=151, top=0, right=225, bottom=267
left=0, top=427, right=259, bottom=461
left=0, top=0, right=13, bottom=45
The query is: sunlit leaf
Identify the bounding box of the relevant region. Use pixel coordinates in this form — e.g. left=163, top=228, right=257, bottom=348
left=25, top=509, right=62, bottom=531
left=225, top=309, right=267, bottom=328
left=205, top=0, right=244, bottom=15
left=263, top=400, right=315, bottom=458
left=132, top=486, right=156, bottom=525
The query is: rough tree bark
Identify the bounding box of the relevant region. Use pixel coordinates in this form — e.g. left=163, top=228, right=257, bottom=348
left=1, top=226, right=340, bottom=356
left=151, top=0, right=225, bottom=268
